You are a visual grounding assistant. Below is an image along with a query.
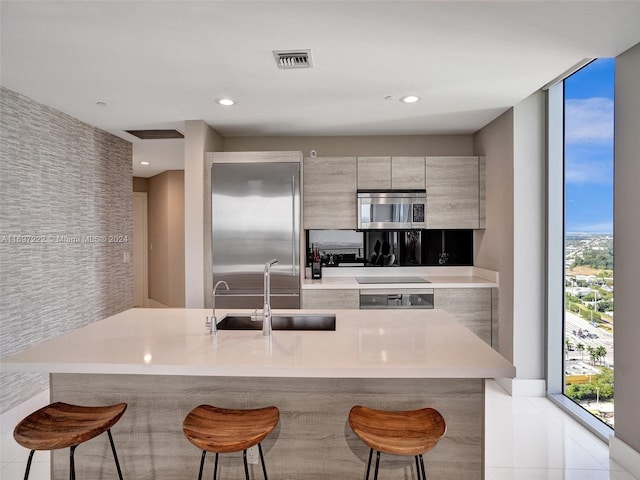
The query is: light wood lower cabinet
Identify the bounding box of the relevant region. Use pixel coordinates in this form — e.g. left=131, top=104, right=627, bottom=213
left=433, top=288, right=493, bottom=345
left=301, top=288, right=360, bottom=309
left=302, top=287, right=496, bottom=347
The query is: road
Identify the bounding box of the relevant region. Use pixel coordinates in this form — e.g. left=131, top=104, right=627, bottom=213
left=565, top=311, right=614, bottom=367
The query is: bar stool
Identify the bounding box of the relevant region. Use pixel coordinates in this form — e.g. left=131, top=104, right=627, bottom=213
left=182, top=405, right=279, bottom=480
left=348, top=405, right=446, bottom=480
left=13, top=402, right=127, bottom=480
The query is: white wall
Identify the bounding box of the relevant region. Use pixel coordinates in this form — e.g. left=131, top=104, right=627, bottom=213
left=184, top=120, right=222, bottom=308
left=512, top=92, right=546, bottom=381
left=613, top=41, right=640, bottom=457
left=473, top=110, right=515, bottom=361
left=473, top=92, right=546, bottom=390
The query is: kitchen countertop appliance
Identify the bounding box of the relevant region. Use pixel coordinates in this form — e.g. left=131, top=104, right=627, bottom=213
left=212, top=161, right=300, bottom=309
left=357, top=191, right=426, bottom=230
left=359, top=289, right=434, bottom=309
left=356, top=275, right=434, bottom=309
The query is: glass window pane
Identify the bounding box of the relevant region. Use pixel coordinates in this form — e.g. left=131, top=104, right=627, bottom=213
left=563, top=58, right=615, bottom=428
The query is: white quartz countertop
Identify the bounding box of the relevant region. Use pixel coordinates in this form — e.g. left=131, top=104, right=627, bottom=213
left=301, top=275, right=496, bottom=289
left=1, top=308, right=515, bottom=379
left=300, top=266, right=498, bottom=289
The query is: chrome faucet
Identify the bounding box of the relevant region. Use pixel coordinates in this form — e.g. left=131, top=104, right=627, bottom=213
left=263, top=259, right=278, bottom=336
left=206, top=280, right=229, bottom=335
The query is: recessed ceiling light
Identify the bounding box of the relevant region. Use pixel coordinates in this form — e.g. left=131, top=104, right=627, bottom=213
left=399, top=95, right=420, bottom=104
left=140, top=161, right=150, bottom=165
left=216, top=98, right=236, bottom=106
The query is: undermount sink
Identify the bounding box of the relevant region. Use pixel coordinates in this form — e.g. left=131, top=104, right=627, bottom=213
left=217, top=314, right=336, bottom=331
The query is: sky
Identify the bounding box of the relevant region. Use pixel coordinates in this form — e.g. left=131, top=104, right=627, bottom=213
left=564, top=58, right=614, bottom=234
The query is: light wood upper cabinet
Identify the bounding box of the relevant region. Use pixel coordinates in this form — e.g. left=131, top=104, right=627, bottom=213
left=391, top=156, right=426, bottom=189
left=303, top=157, right=357, bottom=229
left=426, top=156, right=481, bottom=229
left=357, top=157, right=391, bottom=189
left=357, top=156, right=426, bottom=190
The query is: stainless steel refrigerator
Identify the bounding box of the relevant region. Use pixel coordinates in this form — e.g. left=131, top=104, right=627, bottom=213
left=212, top=161, right=300, bottom=309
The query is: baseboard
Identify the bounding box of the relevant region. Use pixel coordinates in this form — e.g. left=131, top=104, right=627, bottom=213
left=0, top=389, right=50, bottom=436
left=610, top=434, right=640, bottom=479
left=495, top=377, right=546, bottom=397
left=146, top=298, right=168, bottom=308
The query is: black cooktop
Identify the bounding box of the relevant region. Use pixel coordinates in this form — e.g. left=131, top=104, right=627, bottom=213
left=355, top=276, right=431, bottom=284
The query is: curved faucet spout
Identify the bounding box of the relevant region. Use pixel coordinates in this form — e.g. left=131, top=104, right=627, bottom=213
left=263, top=259, right=279, bottom=336
left=207, top=280, right=229, bottom=335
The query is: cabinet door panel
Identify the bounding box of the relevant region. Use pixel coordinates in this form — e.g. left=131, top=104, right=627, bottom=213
left=301, top=289, right=359, bottom=309
left=303, top=157, right=357, bottom=229
left=434, top=288, right=492, bottom=345
left=426, top=156, right=479, bottom=229
left=392, top=156, right=426, bottom=190
left=357, top=157, right=391, bottom=190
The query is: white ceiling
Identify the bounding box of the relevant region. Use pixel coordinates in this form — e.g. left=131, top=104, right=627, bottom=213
left=2, top=1, right=640, bottom=176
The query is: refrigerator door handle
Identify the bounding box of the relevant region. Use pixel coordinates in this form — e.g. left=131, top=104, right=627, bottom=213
left=291, top=175, right=296, bottom=275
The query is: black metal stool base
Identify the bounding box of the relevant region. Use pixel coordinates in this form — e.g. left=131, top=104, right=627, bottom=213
left=22, top=428, right=124, bottom=480
left=364, top=448, right=428, bottom=480
left=197, top=442, right=270, bottom=480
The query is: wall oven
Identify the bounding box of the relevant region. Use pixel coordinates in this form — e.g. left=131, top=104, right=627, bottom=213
left=357, top=191, right=426, bottom=230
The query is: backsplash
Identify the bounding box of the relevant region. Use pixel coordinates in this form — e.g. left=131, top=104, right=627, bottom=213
left=0, top=87, right=133, bottom=413
left=306, top=229, right=473, bottom=267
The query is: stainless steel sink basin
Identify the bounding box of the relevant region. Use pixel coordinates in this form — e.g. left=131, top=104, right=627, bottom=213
left=217, top=314, right=336, bottom=331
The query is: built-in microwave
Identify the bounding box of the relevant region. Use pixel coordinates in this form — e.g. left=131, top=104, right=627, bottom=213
left=357, top=191, right=426, bottom=230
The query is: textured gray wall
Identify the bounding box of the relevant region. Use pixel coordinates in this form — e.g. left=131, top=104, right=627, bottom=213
left=0, top=87, right=133, bottom=413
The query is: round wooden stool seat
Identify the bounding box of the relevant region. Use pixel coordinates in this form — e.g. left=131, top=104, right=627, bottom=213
left=183, top=405, right=279, bottom=453
left=349, top=405, right=446, bottom=480
left=14, top=402, right=127, bottom=451
left=13, top=402, right=127, bottom=480
left=183, top=405, right=280, bottom=480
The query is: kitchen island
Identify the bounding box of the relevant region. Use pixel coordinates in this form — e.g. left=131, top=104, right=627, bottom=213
left=2, top=308, right=515, bottom=480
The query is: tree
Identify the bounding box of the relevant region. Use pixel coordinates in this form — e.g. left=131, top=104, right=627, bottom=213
left=595, top=346, right=607, bottom=365
left=565, top=367, right=614, bottom=402
left=576, top=343, right=585, bottom=361
left=587, top=346, right=597, bottom=366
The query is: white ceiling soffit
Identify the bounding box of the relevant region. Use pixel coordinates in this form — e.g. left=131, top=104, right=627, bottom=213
left=2, top=1, right=640, bottom=143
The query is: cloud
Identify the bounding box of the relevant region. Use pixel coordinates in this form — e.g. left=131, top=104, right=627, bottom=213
left=565, top=97, right=614, bottom=145
left=567, top=221, right=613, bottom=234
left=565, top=159, right=613, bottom=185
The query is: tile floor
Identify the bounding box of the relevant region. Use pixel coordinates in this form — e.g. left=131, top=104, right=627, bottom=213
left=1, top=380, right=637, bottom=479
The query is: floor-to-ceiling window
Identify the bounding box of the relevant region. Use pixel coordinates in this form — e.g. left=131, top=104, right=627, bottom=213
left=547, top=58, right=615, bottom=438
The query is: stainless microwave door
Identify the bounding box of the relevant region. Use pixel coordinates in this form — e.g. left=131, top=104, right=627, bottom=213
left=358, top=197, right=413, bottom=229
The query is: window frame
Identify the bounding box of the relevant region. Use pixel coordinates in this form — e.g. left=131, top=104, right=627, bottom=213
left=545, top=69, right=614, bottom=443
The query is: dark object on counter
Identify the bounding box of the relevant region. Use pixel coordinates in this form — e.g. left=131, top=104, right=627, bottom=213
left=348, top=405, right=446, bottom=480
left=311, top=246, right=322, bottom=279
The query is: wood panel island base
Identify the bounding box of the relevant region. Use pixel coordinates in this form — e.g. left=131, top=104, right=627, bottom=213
left=51, top=374, right=483, bottom=479
left=2, top=308, right=515, bottom=480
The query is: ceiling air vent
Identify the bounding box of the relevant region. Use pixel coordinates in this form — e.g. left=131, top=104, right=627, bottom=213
left=125, top=129, right=184, bottom=140
left=273, top=50, right=312, bottom=69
